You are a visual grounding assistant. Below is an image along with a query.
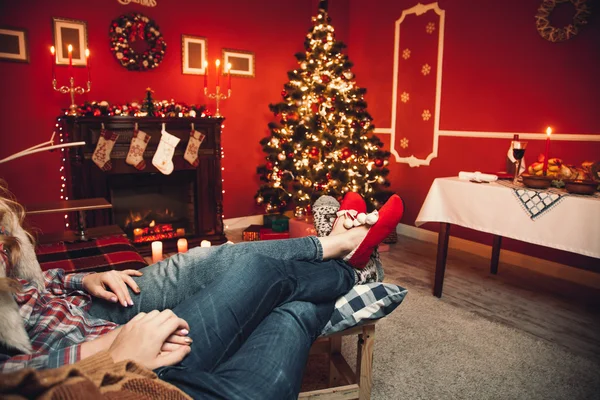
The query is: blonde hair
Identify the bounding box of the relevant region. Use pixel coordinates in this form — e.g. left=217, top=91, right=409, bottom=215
left=0, top=179, right=29, bottom=290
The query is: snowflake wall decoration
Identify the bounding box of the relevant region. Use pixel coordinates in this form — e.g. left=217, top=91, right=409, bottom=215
left=422, top=109, right=432, bottom=121
left=421, top=63, right=431, bottom=76
left=400, top=137, right=409, bottom=149
left=401, top=92, right=410, bottom=103
left=426, top=22, right=436, bottom=34
left=402, top=48, right=411, bottom=60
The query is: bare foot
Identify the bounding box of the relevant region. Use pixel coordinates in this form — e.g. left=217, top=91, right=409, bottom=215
left=319, top=225, right=368, bottom=259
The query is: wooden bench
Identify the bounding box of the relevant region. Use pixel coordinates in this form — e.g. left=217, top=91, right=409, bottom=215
left=299, top=322, right=376, bottom=400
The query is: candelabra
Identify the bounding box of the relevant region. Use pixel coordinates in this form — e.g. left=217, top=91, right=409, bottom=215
left=53, top=76, right=91, bottom=116
left=204, top=86, right=231, bottom=118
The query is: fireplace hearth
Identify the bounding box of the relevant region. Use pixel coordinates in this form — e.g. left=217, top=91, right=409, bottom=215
left=63, top=116, right=227, bottom=255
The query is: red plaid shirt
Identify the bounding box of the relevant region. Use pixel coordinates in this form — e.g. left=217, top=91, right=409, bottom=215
left=0, top=267, right=118, bottom=373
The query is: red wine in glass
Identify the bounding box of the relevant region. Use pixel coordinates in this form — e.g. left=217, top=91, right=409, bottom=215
left=513, top=148, right=526, bottom=160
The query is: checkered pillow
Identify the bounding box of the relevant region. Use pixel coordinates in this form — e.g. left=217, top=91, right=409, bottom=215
left=321, top=282, right=408, bottom=336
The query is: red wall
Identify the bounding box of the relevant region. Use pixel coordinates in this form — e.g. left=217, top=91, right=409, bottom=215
left=347, top=0, right=600, bottom=269
left=0, top=0, right=349, bottom=231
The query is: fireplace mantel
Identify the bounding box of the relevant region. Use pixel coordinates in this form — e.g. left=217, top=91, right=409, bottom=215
left=63, top=116, right=227, bottom=254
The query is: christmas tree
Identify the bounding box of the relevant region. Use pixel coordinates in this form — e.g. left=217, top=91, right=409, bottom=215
left=142, top=87, right=156, bottom=116
left=255, top=0, right=391, bottom=215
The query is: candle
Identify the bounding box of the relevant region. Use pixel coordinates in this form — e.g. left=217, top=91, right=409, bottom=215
left=85, top=49, right=91, bottom=82
left=67, top=44, right=73, bottom=76
left=200, top=240, right=211, bottom=248
left=50, top=46, right=56, bottom=80
left=203, top=60, right=208, bottom=88
left=151, top=241, right=163, bottom=263
left=543, top=127, right=552, bottom=175
left=216, top=59, right=221, bottom=87
left=227, top=62, right=232, bottom=90
left=133, top=228, right=143, bottom=239
left=176, top=228, right=186, bottom=237
left=177, top=238, right=188, bottom=253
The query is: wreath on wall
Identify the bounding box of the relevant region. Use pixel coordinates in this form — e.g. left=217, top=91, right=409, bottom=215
left=109, top=13, right=167, bottom=71
left=535, top=0, right=591, bottom=42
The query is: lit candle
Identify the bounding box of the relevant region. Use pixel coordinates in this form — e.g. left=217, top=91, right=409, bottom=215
left=543, top=127, right=552, bottom=175
left=133, top=228, right=143, bottom=239
left=227, top=62, right=232, bottom=91
left=177, top=238, right=188, bottom=253
left=216, top=59, right=221, bottom=87
left=67, top=44, right=73, bottom=76
left=50, top=46, right=56, bottom=80
left=151, top=241, right=163, bottom=263
left=85, top=49, right=91, bottom=82
left=200, top=240, right=212, bottom=248
left=203, top=60, right=208, bottom=88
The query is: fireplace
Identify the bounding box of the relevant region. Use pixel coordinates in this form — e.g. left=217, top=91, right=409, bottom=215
left=109, top=170, right=197, bottom=243
left=63, top=116, right=227, bottom=255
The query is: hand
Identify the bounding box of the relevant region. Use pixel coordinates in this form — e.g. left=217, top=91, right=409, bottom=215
left=108, top=310, right=191, bottom=370
left=82, top=270, right=143, bottom=307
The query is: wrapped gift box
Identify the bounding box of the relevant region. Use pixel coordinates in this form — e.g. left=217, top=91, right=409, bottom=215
left=259, top=228, right=290, bottom=240
left=263, top=214, right=290, bottom=231
left=242, top=225, right=262, bottom=241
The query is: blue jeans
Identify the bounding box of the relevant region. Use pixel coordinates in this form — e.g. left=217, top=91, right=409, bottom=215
left=88, top=237, right=355, bottom=399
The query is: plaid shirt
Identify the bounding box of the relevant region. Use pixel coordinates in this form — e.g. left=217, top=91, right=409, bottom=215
left=0, top=267, right=118, bottom=373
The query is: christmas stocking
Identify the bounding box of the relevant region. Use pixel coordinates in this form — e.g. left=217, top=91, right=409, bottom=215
left=184, top=129, right=206, bottom=167
left=152, top=129, right=180, bottom=175
left=92, top=129, right=119, bottom=171
left=126, top=129, right=151, bottom=170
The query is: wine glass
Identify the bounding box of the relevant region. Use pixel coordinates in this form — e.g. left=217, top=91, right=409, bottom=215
left=512, top=140, right=528, bottom=184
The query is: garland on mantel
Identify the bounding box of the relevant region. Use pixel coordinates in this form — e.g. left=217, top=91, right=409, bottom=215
left=68, top=100, right=211, bottom=118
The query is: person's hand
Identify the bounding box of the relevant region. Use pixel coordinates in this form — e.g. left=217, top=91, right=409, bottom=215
left=82, top=270, right=143, bottom=307
left=108, top=310, right=192, bottom=370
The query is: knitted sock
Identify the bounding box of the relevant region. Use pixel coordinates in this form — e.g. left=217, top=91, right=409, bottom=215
left=92, top=129, right=119, bottom=171
left=126, top=129, right=150, bottom=170
left=184, top=129, right=206, bottom=167
left=152, top=129, right=180, bottom=175
left=312, top=195, right=340, bottom=237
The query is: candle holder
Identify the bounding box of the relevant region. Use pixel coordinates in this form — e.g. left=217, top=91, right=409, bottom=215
left=53, top=76, right=91, bottom=116
left=204, top=86, right=231, bottom=118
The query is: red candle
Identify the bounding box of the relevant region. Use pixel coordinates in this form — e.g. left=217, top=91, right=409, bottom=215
left=543, top=127, right=552, bottom=174
left=85, top=49, right=91, bottom=82
left=227, top=62, right=231, bottom=90
left=67, top=44, right=73, bottom=76
left=203, top=60, right=208, bottom=88
left=50, top=46, right=56, bottom=80
left=216, top=59, right=221, bottom=87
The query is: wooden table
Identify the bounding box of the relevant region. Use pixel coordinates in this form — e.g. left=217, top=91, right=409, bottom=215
left=416, top=177, right=600, bottom=297
left=25, top=198, right=124, bottom=243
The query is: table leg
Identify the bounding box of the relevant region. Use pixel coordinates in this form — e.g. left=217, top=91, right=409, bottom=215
left=491, top=235, right=502, bottom=275
left=434, top=223, right=451, bottom=298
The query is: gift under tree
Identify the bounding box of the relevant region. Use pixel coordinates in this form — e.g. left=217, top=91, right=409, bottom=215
left=255, top=0, right=392, bottom=215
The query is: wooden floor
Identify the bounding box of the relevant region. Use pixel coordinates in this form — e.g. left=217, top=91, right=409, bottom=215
left=225, top=228, right=600, bottom=363
left=379, top=234, right=600, bottom=362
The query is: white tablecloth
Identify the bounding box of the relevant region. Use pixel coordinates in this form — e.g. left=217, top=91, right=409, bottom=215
left=415, top=177, right=600, bottom=259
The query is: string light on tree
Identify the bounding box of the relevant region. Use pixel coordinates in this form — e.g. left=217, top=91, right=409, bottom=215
left=255, top=0, right=392, bottom=212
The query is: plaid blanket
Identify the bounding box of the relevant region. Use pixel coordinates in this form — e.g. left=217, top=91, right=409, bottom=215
left=36, top=236, right=147, bottom=273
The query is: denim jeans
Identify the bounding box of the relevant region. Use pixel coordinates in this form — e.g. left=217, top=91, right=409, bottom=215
left=88, top=236, right=329, bottom=323
left=157, top=253, right=354, bottom=399
left=88, top=237, right=355, bottom=399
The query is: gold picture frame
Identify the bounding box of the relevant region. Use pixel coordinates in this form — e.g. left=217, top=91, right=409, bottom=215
left=182, top=35, right=208, bottom=75
left=0, top=27, right=29, bottom=63
left=52, top=17, right=88, bottom=66
left=222, top=48, right=255, bottom=78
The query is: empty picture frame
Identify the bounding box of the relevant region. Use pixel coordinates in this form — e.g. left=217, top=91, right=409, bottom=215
left=222, top=48, right=255, bottom=78
left=182, top=35, right=207, bottom=75
left=52, top=17, right=87, bottom=66
left=0, top=27, right=28, bottom=62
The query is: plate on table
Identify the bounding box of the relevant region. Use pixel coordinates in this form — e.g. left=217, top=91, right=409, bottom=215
left=521, top=174, right=552, bottom=189
left=564, top=180, right=598, bottom=195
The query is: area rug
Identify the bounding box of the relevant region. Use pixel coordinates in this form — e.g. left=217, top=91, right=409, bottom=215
left=303, top=285, right=600, bottom=399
